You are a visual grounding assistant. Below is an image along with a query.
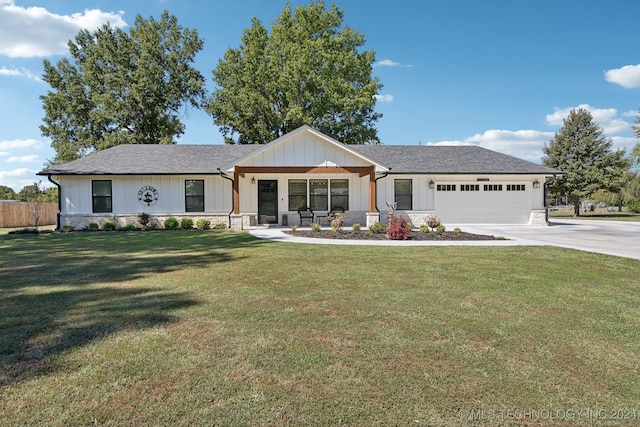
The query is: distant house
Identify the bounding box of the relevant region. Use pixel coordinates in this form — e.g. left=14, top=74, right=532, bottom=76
left=38, top=125, right=561, bottom=230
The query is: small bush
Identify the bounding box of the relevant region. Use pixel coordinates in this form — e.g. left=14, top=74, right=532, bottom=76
left=137, top=212, right=150, bottom=228
left=88, top=222, right=99, bottom=231
left=103, top=221, right=116, bottom=231
left=369, top=221, right=387, bottom=234
left=164, top=217, right=179, bottom=229
left=180, top=218, right=194, bottom=230
left=121, top=223, right=137, bottom=231
left=386, top=216, right=411, bottom=240
left=436, top=224, right=446, bottom=234
left=426, top=214, right=441, bottom=231
left=290, top=225, right=298, bottom=233
left=628, top=200, right=640, bottom=213
left=214, top=223, right=227, bottom=230
left=352, top=223, right=361, bottom=231
left=419, top=224, right=429, bottom=233
left=454, top=227, right=462, bottom=233
left=311, top=223, right=321, bottom=232
left=196, top=218, right=211, bottom=230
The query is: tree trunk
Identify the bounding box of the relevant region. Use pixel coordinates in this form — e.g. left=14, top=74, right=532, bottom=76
left=573, top=201, right=580, bottom=217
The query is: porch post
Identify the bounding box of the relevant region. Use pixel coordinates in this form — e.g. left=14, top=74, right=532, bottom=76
left=368, top=166, right=376, bottom=212
left=233, top=169, right=240, bottom=214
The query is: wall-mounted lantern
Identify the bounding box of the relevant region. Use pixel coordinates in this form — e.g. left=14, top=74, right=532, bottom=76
left=251, top=177, right=256, bottom=184
left=533, top=179, right=540, bottom=189
left=428, top=180, right=435, bottom=189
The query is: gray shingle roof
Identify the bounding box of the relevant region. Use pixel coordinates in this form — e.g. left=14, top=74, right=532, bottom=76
left=351, top=145, right=561, bottom=174
left=39, top=144, right=257, bottom=175
left=39, top=143, right=561, bottom=176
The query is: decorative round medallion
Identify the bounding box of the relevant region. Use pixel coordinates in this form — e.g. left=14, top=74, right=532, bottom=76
left=138, top=185, right=159, bottom=206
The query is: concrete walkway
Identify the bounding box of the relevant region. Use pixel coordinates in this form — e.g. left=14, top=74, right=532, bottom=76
left=248, top=219, right=640, bottom=261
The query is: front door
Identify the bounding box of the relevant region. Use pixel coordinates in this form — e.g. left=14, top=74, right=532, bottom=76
left=258, top=180, right=278, bottom=224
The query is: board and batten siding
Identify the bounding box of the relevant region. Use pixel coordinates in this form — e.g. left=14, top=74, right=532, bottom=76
left=235, top=132, right=372, bottom=168
left=58, top=175, right=231, bottom=215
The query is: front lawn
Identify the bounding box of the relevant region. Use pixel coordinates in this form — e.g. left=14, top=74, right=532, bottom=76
left=1, top=231, right=639, bottom=425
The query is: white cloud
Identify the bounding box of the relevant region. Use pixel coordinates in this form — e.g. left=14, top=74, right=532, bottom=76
left=7, top=154, right=38, bottom=163
left=426, top=129, right=554, bottom=163
left=605, top=64, right=640, bottom=89
left=0, top=0, right=127, bottom=58
left=373, top=94, right=393, bottom=103
left=0, top=138, right=42, bottom=150
left=610, top=136, right=638, bottom=154
left=0, top=65, right=41, bottom=81
left=545, top=104, right=632, bottom=135
left=0, top=167, right=39, bottom=191
left=374, top=59, right=412, bottom=68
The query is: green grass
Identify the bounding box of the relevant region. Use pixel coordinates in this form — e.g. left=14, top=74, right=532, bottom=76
left=1, top=231, right=640, bottom=426
left=549, top=207, right=640, bottom=222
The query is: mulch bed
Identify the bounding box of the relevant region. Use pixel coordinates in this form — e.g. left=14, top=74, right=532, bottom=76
left=284, top=229, right=499, bottom=241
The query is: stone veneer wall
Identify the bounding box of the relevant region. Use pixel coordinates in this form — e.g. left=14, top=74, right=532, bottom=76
left=529, top=209, right=549, bottom=226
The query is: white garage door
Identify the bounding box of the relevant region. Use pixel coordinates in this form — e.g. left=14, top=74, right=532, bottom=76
left=434, top=184, right=531, bottom=224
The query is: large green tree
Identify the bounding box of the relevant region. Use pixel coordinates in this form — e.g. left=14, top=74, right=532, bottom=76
left=40, top=11, right=207, bottom=165
left=543, top=108, right=629, bottom=216
left=0, top=185, right=18, bottom=200
left=208, top=1, right=382, bottom=145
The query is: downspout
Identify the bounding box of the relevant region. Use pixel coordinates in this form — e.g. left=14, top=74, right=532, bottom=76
left=373, top=171, right=390, bottom=213
left=218, top=168, right=234, bottom=228
left=47, top=174, right=61, bottom=231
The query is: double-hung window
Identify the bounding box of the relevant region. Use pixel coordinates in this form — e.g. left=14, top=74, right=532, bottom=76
left=330, top=179, right=349, bottom=210
left=288, top=179, right=307, bottom=211
left=309, top=179, right=328, bottom=211
left=185, top=180, right=204, bottom=212
left=92, top=180, right=112, bottom=213
left=394, top=179, right=412, bottom=210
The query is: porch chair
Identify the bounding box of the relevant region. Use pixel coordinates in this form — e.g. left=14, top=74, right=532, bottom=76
left=297, top=207, right=314, bottom=225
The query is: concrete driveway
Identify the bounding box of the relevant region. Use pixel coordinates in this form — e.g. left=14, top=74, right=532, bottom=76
left=463, top=219, right=640, bottom=260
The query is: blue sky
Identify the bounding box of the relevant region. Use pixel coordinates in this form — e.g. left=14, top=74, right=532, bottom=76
left=1, top=0, right=639, bottom=191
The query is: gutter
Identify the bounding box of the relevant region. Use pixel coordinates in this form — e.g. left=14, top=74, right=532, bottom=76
left=46, top=174, right=61, bottom=231
left=218, top=168, right=234, bottom=228
left=373, top=171, right=390, bottom=213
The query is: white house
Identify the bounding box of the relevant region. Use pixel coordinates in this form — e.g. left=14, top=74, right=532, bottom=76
left=38, top=126, right=562, bottom=230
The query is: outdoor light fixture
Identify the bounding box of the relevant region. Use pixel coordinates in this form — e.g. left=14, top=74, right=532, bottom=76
left=428, top=180, right=435, bottom=189
left=251, top=177, right=256, bottom=184
left=533, top=179, right=540, bottom=188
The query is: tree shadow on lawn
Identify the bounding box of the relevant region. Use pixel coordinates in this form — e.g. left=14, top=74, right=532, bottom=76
left=0, top=231, right=265, bottom=387
left=0, top=286, right=197, bottom=388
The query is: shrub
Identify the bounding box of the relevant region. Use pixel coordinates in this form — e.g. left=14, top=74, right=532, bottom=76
left=137, top=212, right=150, bottom=229
left=352, top=223, right=361, bottom=232
left=88, top=222, right=99, bottom=231
left=386, top=216, right=411, bottom=240
left=180, top=218, right=194, bottom=230
left=102, top=221, right=116, bottom=231
left=419, top=224, right=429, bottom=233
left=426, top=214, right=441, bottom=231
left=164, top=217, right=179, bottom=229
left=311, top=223, right=321, bottom=232
left=436, top=224, right=446, bottom=234
left=369, top=221, right=387, bottom=234
left=628, top=200, right=640, bottom=213
left=454, top=227, right=462, bottom=233
left=196, top=218, right=211, bottom=230
left=214, top=223, right=227, bottom=230
left=61, top=225, right=75, bottom=232
left=290, top=225, right=298, bottom=233
left=121, top=223, right=137, bottom=231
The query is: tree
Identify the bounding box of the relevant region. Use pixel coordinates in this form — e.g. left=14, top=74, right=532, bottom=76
left=0, top=185, right=18, bottom=200
left=543, top=108, right=629, bottom=216
left=208, top=1, right=382, bottom=145
left=40, top=11, right=207, bottom=165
